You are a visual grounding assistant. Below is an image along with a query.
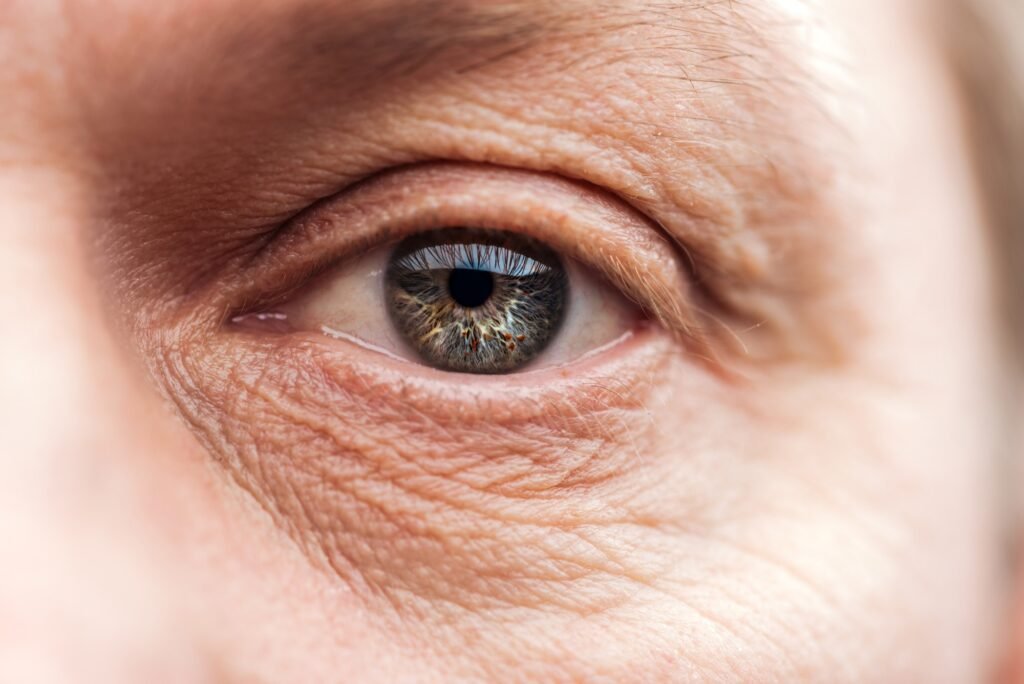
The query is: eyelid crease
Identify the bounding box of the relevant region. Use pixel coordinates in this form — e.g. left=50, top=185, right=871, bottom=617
left=214, top=162, right=723, bottom=367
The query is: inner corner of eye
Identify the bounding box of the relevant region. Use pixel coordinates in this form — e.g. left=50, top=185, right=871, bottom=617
left=243, top=227, right=642, bottom=376
left=229, top=310, right=292, bottom=333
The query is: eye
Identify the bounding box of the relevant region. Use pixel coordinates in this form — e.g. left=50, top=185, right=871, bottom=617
left=252, top=226, right=640, bottom=375
left=223, top=164, right=710, bottom=377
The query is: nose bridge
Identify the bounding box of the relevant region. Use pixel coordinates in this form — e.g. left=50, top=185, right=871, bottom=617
left=0, top=173, right=183, bottom=681
left=0, top=172, right=98, bottom=461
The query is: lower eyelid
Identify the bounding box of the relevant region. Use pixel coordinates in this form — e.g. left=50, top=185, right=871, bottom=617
left=221, top=317, right=674, bottom=402
left=159, top=319, right=679, bottom=613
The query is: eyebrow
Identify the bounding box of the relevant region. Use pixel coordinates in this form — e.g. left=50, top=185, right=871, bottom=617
left=219, top=0, right=562, bottom=86
left=166, top=0, right=788, bottom=101
left=84, top=0, right=795, bottom=128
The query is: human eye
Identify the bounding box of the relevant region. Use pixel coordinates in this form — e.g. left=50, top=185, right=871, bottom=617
left=223, top=163, right=711, bottom=379
left=261, top=224, right=641, bottom=375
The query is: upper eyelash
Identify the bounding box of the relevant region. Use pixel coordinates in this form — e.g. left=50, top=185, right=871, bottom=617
left=394, top=241, right=551, bottom=277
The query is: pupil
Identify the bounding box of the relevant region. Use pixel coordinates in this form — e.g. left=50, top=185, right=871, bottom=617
left=448, top=268, right=494, bottom=308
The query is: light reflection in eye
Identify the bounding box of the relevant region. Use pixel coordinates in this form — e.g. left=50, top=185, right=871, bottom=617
left=386, top=228, right=568, bottom=374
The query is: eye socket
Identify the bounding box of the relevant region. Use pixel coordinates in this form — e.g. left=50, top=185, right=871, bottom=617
left=249, top=226, right=641, bottom=375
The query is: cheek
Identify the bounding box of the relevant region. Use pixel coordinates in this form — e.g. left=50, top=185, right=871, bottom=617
left=159, top=303, right=981, bottom=681
left=161, top=324, right=695, bottom=620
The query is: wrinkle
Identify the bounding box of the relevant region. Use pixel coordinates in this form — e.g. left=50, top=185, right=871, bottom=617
left=154, top=325, right=693, bottom=626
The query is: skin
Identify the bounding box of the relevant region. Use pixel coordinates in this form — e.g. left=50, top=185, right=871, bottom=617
left=0, top=0, right=1015, bottom=681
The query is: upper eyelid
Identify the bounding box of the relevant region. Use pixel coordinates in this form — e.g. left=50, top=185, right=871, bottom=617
left=209, top=161, right=719, bottom=362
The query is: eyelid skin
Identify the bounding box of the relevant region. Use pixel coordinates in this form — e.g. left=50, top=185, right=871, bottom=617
left=214, top=162, right=729, bottom=368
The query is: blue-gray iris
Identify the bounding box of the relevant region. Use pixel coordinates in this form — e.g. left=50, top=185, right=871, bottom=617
left=385, top=228, right=568, bottom=374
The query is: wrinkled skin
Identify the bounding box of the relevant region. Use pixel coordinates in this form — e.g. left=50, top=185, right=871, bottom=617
left=0, top=0, right=1014, bottom=682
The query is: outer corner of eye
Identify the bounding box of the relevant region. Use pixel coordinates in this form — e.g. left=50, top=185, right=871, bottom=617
left=235, top=227, right=644, bottom=376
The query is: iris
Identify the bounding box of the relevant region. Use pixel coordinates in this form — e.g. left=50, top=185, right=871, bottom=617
left=385, top=229, right=568, bottom=373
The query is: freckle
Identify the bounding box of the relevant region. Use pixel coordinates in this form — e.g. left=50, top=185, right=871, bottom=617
left=517, top=335, right=525, bottom=341
left=507, top=342, right=516, bottom=351
left=502, top=332, right=513, bottom=341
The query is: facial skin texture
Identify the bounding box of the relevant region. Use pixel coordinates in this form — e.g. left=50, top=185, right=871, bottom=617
left=0, top=0, right=1012, bottom=682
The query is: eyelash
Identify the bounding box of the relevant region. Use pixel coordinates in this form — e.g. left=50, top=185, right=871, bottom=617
left=395, top=242, right=546, bottom=277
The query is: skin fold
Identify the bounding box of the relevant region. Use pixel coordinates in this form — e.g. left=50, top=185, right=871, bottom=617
left=0, top=0, right=1014, bottom=682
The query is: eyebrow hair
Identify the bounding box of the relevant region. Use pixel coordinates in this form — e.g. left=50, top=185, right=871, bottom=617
left=82, top=0, right=812, bottom=208
left=79, top=0, right=807, bottom=135
left=221, top=0, right=560, bottom=85
left=178, top=0, right=790, bottom=100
